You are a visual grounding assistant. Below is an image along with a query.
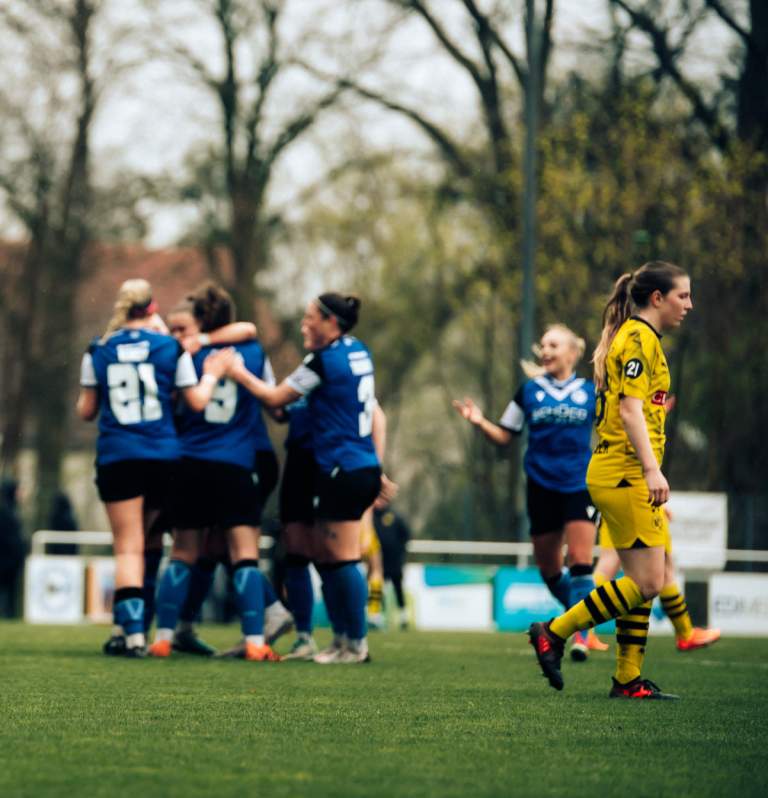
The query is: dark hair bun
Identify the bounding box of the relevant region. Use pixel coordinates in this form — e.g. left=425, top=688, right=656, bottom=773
left=318, top=292, right=361, bottom=332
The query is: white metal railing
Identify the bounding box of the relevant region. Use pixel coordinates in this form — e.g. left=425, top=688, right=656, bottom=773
left=29, top=529, right=768, bottom=565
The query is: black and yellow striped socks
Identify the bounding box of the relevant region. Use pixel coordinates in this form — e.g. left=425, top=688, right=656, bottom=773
left=659, top=583, right=694, bottom=641
left=367, top=576, right=384, bottom=616
left=549, top=575, right=644, bottom=639
left=615, top=601, right=652, bottom=683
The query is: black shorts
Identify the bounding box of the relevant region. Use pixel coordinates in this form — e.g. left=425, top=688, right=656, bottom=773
left=254, top=449, right=279, bottom=506
left=172, top=458, right=263, bottom=530
left=279, top=447, right=316, bottom=525
left=95, top=459, right=177, bottom=507
left=314, top=465, right=382, bottom=522
left=526, top=477, right=595, bottom=536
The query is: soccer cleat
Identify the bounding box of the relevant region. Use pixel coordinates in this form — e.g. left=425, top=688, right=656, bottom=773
left=103, top=634, right=126, bottom=657
left=676, top=627, right=721, bottom=652
left=124, top=645, right=147, bottom=659
left=313, top=639, right=346, bottom=664
left=609, top=677, right=679, bottom=700
left=264, top=602, right=294, bottom=646
left=528, top=621, right=565, bottom=690
left=586, top=629, right=610, bottom=651
left=215, top=640, right=246, bottom=659
left=570, top=631, right=589, bottom=662
left=148, top=639, right=172, bottom=658
left=334, top=644, right=371, bottom=664
left=244, top=642, right=282, bottom=662
left=173, top=628, right=216, bottom=657
left=367, top=611, right=385, bottom=631
left=283, top=637, right=319, bottom=661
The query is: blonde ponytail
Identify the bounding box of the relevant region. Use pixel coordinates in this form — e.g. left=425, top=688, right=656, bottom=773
left=102, top=279, right=154, bottom=342
left=592, top=273, right=632, bottom=390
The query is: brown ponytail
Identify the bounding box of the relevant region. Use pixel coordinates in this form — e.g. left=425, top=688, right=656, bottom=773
left=592, top=261, right=687, bottom=389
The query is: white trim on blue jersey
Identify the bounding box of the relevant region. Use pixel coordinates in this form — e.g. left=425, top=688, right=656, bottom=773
left=499, top=400, right=524, bottom=432
left=175, top=351, right=199, bottom=388
left=286, top=359, right=322, bottom=395
left=80, top=353, right=97, bottom=387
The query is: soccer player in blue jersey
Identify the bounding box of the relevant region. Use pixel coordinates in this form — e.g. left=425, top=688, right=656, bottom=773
left=453, top=324, right=602, bottom=660
left=229, top=293, right=382, bottom=664
left=76, top=279, right=233, bottom=657
left=148, top=282, right=283, bottom=662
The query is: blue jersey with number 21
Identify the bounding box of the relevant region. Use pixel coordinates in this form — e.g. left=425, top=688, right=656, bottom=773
left=80, top=329, right=197, bottom=465
left=286, top=336, right=379, bottom=473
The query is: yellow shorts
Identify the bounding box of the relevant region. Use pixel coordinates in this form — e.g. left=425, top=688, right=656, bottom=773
left=360, top=521, right=381, bottom=559
left=589, top=482, right=668, bottom=551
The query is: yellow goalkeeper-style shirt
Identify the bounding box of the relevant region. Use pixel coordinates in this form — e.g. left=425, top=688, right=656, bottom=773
left=587, top=316, right=670, bottom=487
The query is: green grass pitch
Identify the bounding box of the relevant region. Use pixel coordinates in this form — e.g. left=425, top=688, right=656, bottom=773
left=0, top=623, right=766, bottom=798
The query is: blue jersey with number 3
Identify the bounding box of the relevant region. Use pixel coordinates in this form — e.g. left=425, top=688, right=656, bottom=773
left=82, top=329, right=194, bottom=465
left=177, top=341, right=273, bottom=469
left=286, top=336, right=379, bottom=473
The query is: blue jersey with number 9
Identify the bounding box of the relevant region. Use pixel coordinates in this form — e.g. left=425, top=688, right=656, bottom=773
left=286, top=336, right=379, bottom=473
left=80, top=329, right=197, bottom=465
left=176, top=340, right=274, bottom=469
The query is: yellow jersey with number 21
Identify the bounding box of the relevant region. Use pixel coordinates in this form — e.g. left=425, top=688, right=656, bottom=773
left=587, top=317, right=670, bottom=488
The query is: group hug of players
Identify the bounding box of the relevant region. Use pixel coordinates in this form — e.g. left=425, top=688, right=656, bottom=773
left=79, top=259, right=719, bottom=694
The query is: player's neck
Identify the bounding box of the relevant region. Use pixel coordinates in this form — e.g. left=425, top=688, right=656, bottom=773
left=633, top=309, right=663, bottom=335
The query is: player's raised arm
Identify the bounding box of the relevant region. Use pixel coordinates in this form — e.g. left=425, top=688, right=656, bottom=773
left=452, top=397, right=513, bottom=446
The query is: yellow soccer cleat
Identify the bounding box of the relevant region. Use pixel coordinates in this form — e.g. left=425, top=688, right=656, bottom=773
left=676, top=627, right=721, bottom=651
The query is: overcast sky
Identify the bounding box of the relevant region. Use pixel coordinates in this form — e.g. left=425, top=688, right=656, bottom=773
left=0, top=0, right=737, bottom=245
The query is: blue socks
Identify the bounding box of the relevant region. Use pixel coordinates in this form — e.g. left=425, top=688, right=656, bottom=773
left=232, top=559, right=265, bottom=637
left=569, top=563, right=595, bottom=608
left=544, top=567, right=572, bottom=608
left=179, top=558, right=217, bottom=623
left=317, top=564, right=346, bottom=638
left=142, top=549, right=163, bottom=632
left=156, top=560, right=192, bottom=631
left=318, top=561, right=367, bottom=641
left=285, top=555, right=314, bottom=634
left=114, top=586, right=145, bottom=636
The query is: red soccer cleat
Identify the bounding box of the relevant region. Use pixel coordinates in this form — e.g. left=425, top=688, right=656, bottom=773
left=609, top=677, right=679, bottom=700
left=676, top=627, right=721, bottom=652
left=148, top=639, right=172, bottom=658
left=244, top=643, right=282, bottom=662
left=586, top=629, right=610, bottom=651
left=529, top=621, right=565, bottom=690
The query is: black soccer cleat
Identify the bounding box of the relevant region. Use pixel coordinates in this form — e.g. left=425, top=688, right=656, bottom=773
left=173, top=629, right=216, bottom=657
left=103, top=634, right=126, bottom=657
left=529, top=621, right=565, bottom=691
left=608, top=677, right=679, bottom=700
left=124, top=644, right=147, bottom=659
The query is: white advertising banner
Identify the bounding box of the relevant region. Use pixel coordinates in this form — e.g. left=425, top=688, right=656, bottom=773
left=404, top=564, right=494, bottom=631
left=708, top=573, right=768, bottom=636
left=24, top=556, right=84, bottom=624
left=666, top=492, right=727, bottom=570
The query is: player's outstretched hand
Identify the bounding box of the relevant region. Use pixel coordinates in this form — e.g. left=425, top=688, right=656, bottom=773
left=452, top=397, right=484, bottom=426
left=203, top=347, right=236, bottom=379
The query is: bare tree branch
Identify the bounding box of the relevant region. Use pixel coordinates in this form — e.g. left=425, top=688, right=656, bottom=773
left=611, top=0, right=730, bottom=150
left=462, top=0, right=525, bottom=87
left=705, top=0, right=756, bottom=50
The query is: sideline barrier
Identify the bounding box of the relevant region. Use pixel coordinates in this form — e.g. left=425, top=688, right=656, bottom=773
left=24, top=527, right=768, bottom=632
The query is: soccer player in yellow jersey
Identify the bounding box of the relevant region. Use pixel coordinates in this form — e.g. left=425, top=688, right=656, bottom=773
left=529, top=261, right=693, bottom=699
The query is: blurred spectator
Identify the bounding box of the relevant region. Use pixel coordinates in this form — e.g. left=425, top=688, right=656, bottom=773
left=47, top=492, right=79, bottom=555
left=373, top=502, right=411, bottom=630
left=0, top=479, right=27, bottom=617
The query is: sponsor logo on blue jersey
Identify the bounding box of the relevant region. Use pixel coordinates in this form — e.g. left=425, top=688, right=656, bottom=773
left=520, top=375, right=596, bottom=492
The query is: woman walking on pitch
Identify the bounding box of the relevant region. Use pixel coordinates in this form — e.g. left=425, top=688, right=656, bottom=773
left=77, top=279, right=232, bottom=657
left=529, top=261, right=693, bottom=699
left=453, top=324, right=604, bottom=661
left=230, top=293, right=382, bottom=664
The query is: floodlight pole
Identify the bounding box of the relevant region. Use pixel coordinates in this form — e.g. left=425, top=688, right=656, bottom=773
left=516, top=0, right=540, bottom=539
left=520, top=0, right=539, bottom=370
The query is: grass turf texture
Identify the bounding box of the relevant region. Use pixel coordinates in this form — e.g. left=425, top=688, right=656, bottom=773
left=0, top=624, right=766, bottom=798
